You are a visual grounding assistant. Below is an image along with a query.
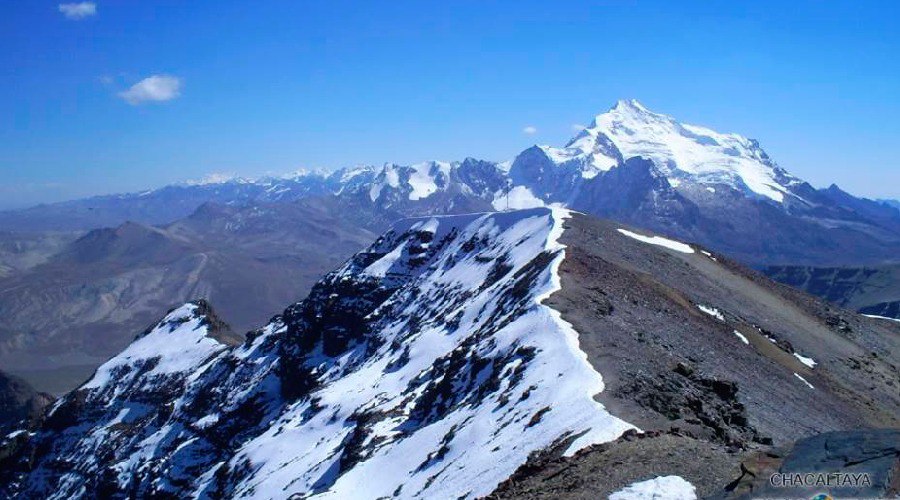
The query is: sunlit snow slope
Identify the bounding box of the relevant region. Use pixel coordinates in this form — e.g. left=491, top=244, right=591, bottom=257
left=4, top=208, right=632, bottom=499
left=560, top=99, right=800, bottom=202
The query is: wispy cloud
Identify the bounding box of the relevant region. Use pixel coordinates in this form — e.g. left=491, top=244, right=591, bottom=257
left=118, top=75, right=183, bottom=105
left=571, top=124, right=587, bottom=132
left=58, top=2, right=96, bottom=20
left=522, top=126, right=538, bottom=135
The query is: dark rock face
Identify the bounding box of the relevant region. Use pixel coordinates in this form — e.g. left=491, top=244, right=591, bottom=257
left=727, top=429, right=900, bottom=498
left=572, top=157, right=700, bottom=233
left=508, top=146, right=585, bottom=205
left=764, top=263, right=900, bottom=319
left=0, top=370, right=53, bottom=435
left=818, top=184, right=900, bottom=235
left=615, top=363, right=758, bottom=447
left=453, top=157, right=509, bottom=199
left=779, top=430, right=900, bottom=497
left=860, top=300, right=900, bottom=319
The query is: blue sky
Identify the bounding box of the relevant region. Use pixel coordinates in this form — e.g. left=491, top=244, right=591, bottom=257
left=1, top=1, right=898, bottom=208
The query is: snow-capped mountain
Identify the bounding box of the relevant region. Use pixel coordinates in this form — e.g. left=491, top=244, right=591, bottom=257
left=569, top=99, right=799, bottom=202
left=3, top=208, right=898, bottom=499
left=507, top=100, right=900, bottom=265
left=511, top=98, right=793, bottom=206
left=0, top=100, right=897, bottom=265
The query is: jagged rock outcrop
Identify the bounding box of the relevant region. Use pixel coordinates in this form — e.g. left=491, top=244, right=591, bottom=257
left=0, top=371, right=52, bottom=435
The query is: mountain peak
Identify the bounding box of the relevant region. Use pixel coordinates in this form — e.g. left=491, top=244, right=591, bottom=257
left=612, top=98, right=651, bottom=114
left=78, top=301, right=234, bottom=395
left=576, top=99, right=796, bottom=202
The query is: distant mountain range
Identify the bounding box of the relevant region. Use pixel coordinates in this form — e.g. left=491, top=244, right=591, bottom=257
left=2, top=100, right=898, bottom=267
left=880, top=199, right=900, bottom=210
left=1, top=101, right=898, bottom=497
left=2, top=209, right=897, bottom=498
left=0, top=199, right=379, bottom=393
left=1, top=100, right=898, bottom=394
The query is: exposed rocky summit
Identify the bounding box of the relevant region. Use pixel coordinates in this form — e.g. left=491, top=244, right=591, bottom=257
left=0, top=371, right=52, bottom=436
left=726, top=429, right=900, bottom=498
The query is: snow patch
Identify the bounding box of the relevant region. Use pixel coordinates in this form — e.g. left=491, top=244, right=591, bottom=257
left=700, top=250, right=718, bottom=261
left=537, top=142, right=618, bottom=178
left=733, top=330, right=749, bottom=345
left=794, top=373, right=815, bottom=389
left=698, top=305, right=725, bottom=321
left=4, top=429, right=26, bottom=440
left=609, top=475, right=698, bottom=500
left=410, top=217, right=440, bottom=234
left=862, top=314, right=900, bottom=323
left=407, top=161, right=450, bottom=200
left=616, top=228, right=694, bottom=254
left=195, top=414, right=220, bottom=429
left=362, top=243, right=406, bottom=277
left=793, top=353, right=817, bottom=368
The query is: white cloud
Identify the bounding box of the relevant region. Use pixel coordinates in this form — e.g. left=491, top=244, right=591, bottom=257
left=571, top=124, right=587, bottom=132
left=118, top=75, right=183, bottom=105
left=522, top=126, right=538, bottom=135
left=58, top=2, right=96, bottom=20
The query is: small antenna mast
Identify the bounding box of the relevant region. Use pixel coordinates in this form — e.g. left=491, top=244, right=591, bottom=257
left=505, top=178, right=511, bottom=211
